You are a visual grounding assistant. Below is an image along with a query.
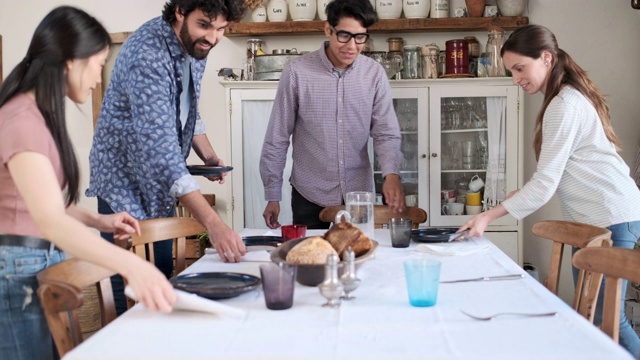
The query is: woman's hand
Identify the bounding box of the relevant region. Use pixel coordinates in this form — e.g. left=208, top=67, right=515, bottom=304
left=123, top=258, right=177, bottom=313
left=96, top=212, right=141, bottom=240
left=457, top=204, right=509, bottom=238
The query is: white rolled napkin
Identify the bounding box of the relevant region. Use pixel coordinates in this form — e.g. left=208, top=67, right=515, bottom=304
left=416, top=238, right=490, bottom=256
left=124, top=286, right=246, bottom=318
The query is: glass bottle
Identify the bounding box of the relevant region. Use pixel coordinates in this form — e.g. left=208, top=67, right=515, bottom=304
left=402, top=45, right=422, bottom=79
left=486, top=29, right=506, bottom=77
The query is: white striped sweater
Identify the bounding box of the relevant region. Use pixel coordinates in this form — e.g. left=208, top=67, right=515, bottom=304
left=502, top=86, right=640, bottom=227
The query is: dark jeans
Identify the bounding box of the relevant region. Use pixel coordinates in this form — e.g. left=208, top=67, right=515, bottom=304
left=291, top=187, right=335, bottom=230
left=97, top=197, right=173, bottom=315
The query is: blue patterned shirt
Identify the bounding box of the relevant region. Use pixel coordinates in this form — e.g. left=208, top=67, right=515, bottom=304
left=86, top=17, right=206, bottom=219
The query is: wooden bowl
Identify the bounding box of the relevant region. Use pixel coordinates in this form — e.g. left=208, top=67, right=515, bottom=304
left=270, top=237, right=378, bottom=286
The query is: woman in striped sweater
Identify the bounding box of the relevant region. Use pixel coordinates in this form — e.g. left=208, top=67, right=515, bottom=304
left=459, top=24, right=640, bottom=357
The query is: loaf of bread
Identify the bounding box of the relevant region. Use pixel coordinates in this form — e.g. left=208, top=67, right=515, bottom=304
left=285, top=236, right=337, bottom=265
left=324, top=217, right=373, bottom=258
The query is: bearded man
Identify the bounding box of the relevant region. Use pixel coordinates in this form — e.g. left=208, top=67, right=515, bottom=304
left=87, top=0, right=246, bottom=315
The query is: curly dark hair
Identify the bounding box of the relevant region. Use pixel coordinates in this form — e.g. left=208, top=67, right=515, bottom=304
left=162, top=0, right=246, bottom=24
left=325, top=0, right=377, bottom=28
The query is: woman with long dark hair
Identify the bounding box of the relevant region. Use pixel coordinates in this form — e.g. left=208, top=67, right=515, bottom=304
left=459, top=24, right=640, bottom=357
left=0, top=6, right=176, bottom=359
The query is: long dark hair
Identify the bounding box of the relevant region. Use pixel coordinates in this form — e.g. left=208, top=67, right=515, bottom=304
left=162, top=0, right=246, bottom=24
left=501, top=24, right=619, bottom=160
left=0, top=6, right=111, bottom=206
left=326, top=0, right=378, bottom=28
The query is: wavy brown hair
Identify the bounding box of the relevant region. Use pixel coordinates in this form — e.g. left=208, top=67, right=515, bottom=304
left=501, top=24, right=619, bottom=160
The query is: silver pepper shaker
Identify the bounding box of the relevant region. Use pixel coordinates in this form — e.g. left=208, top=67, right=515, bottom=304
left=340, top=247, right=361, bottom=300
left=319, top=253, right=343, bottom=308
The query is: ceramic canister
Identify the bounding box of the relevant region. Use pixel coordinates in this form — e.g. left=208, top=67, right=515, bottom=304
left=430, top=0, right=448, bottom=18
left=403, top=0, right=430, bottom=18
left=377, top=0, right=402, bottom=19
left=445, top=39, right=469, bottom=74
left=267, top=0, right=288, bottom=22
left=251, top=5, right=267, bottom=22
left=317, top=0, right=330, bottom=20
left=290, top=0, right=316, bottom=21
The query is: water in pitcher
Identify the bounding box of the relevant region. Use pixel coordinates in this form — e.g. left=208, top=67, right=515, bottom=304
left=347, top=201, right=375, bottom=240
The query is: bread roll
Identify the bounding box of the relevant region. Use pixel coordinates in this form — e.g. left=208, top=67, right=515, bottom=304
left=285, top=236, right=337, bottom=265
left=324, top=217, right=373, bottom=258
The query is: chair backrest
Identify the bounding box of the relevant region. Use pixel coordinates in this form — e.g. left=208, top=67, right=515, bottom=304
left=36, top=258, right=117, bottom=357
left=532, top=220, right=612, bottom=322
left=174, top=194, right=215, bottom=218
left=118, top=217, right=206, bottom=276
left=319, top=205, right=428, bottom=229
left=573, top=247, right=640, bottom=343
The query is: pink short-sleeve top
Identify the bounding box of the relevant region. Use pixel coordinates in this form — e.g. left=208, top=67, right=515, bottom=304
left=0, top=93, right=64, bottom=237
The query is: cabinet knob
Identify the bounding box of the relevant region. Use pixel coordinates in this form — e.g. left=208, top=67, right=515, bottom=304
left=421, top=154, right=427, bottom=159
left=431, top=153, right=438, bottom=158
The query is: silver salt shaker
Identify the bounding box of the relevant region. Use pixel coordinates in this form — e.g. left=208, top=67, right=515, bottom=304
left=319, top=253, right=343, bottom=307
left=340, top=247, right=361, bottom=300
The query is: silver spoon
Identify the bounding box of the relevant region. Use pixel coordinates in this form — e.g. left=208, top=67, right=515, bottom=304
left=460, top=309, right=557, bottom=321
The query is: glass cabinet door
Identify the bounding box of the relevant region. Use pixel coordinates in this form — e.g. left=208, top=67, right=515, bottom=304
left=429, top=85, right=519, bottom=227
left=230, top=88, right=293, bottom=230
left=372, top=87, right=428, bottom=209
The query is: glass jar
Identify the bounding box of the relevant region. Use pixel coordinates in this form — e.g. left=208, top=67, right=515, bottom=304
left=486, top=29, right=506, bottom=77
left=402, top=45, right=422, bottom=79
left=421, top=43, right=440, bottom=79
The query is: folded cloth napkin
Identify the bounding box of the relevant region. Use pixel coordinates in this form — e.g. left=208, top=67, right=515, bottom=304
left=242, top=250, right=271, bottom=262
left=416, top=238, right=490, bottom=256
left=124, top=286, right=246, bottom=318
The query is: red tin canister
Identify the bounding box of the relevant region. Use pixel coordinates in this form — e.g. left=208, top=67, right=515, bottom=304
left=445, top=39, right=469, bottom=75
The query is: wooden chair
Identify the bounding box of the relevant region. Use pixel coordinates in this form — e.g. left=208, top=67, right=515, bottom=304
left=532, top=220, right=612, bottom=322
left=36, top=258, right=117, bottom=357
left=117, top=217, right=206, bottom=277
left=319, top=205, right=428, bottom=229
left=573, top=247, right=640, bottom=344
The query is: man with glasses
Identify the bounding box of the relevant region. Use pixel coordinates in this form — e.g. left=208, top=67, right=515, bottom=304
left=260, top=0, right=404, bottom=230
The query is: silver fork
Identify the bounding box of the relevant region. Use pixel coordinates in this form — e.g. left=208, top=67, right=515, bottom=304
left=460, top=309, right=557, bottom=321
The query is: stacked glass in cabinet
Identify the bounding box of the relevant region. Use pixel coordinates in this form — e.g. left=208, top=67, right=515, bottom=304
left=373, top=98, right=419, bottom=207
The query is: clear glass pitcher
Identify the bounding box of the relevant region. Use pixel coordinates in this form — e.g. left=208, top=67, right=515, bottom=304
left=336, top=191, right=375, bottom=240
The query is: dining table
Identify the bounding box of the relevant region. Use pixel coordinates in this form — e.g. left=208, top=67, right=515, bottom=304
left=64, top=229, right=633, bottom=360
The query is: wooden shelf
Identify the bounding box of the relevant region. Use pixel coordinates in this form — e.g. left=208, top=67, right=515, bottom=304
left=226, top=16, right=528, bottom=37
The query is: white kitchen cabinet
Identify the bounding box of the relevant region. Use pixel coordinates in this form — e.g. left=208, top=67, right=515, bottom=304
left=222, top=78, right=523, bottom=264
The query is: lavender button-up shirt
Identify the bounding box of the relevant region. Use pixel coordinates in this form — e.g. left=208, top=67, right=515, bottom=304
left=260, top=42, right=402, bottom=207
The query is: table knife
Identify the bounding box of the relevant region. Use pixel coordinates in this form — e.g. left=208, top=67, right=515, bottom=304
left=440, top=274, right=524, bottom=283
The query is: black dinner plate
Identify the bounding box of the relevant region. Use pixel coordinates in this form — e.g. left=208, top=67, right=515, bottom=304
left=411, top=228, right=460, bottom=243
left=170, top=272, right=261, bottom=300
left=242, top=235, right=282, bottom=247
left=187, top=165, right=234, bottom=176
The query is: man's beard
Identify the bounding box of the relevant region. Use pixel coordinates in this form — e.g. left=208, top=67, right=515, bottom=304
left=179, top=21, right=214, bottom=60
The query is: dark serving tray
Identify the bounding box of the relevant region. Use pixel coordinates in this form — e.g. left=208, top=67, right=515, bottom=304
left=411, top=228, right=462, bottom=243
left=187, top=165, right=234, bottom=176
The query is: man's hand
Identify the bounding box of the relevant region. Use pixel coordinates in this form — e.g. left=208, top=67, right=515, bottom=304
left=263, top=201, right=281, bottom=229
left=204, top=158, right=227, bottom=184
left=382, top=174, right=406, bottom=213
left=207, top=223, right=246, bottom=263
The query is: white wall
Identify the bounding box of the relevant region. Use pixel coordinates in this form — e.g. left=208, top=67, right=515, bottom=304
left=1, top=0, right=639, bottom=304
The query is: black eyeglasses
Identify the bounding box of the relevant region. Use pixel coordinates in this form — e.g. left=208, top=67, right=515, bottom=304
left=330, top=26, right=369, bottom=44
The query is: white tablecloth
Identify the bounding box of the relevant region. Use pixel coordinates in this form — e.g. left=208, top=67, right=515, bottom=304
left=64, top=229, right=633, bottom=360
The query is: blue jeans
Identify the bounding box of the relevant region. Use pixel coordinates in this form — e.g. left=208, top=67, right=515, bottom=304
left=97, top=197, right=174, bottom=315
left=572, top=221, right=640, bottom=358
left=0, top=245, right=64, bottom=360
